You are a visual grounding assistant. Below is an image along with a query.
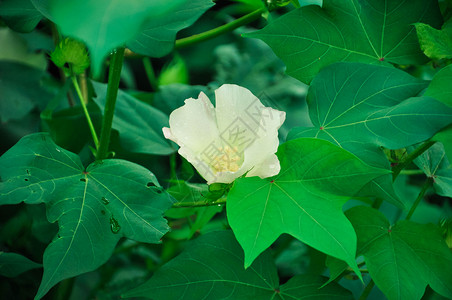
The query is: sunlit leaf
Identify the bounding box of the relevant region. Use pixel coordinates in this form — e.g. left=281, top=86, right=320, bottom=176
left=416, top=21, right=452, bottom=60
left=0, top=133, right=173, bottom=299
left=123, top=230, right=352, bottom=299
left=227, top=137, right=388, bottom=272
left=289, top=62, right=452, bottom=207
left=245, top=0, right=442, bottom=83
left=347, top=206, right=452, bottom=300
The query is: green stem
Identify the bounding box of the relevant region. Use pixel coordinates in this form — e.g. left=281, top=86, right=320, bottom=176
left=175, top=7, right=266, bottom=49
left=96, top=47, right=125, bottom=161
left=405, top=177, right=432, bottom=221
left=172, top=198, right=226, bottom=208
left=142, top=57, right=158, bottom=91
left=392, top=141, right=435, bottom=181
left=400, top=169, right=425, bottom=175
left=359, top=280, right=375, bottom=300
left=71, top=76, right=99, bottom=149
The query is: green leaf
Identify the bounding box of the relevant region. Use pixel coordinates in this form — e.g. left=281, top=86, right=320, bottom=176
left=0, top=133, right=173, bottom=299
left=47, top=0, right=185, bottom=76
left=245, top=0, right=442, bottom=83
left=41, top=103, right=102, bottom=153
left=0, top=252, right=42, bottom=278
left=92, top=81, right=175, bottom=155
left=289, top=62, right=452, bottom=207
left=227, top=137, right=388, bottom=272
left=425, top=64, right=452, bottom=160
left=425, top=64, right=452, bottom=108
left=165, top=181, right=209, bottom=218
left=0, top=28, right=47, bottom=70
left=414, top=143, right=452, bottom=197
left=0, top=0, right=42, bottom=33
left=127, top=0, right=214, bottom=57
left=346, top=206, right=452, bottom=300
left=416, top=21, right=452, bottom=59
left=0, top=61, right=53, bottom=123
left=123, top=230, right=352, bottom=299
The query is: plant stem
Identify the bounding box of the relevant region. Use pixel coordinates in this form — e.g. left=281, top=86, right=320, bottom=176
left=96, top=47, right=125, bottom=161
left=405, top=177, right=432, bottom=221
left=175, top=7, right=265, bottom=49
left=172, top=198, right=226, bottom=208
left=359, top=280, right=375, bottom=300
left=392, top=141, right=435, bottom=181
left=79, top=71, right=89, bottom=103
left=142, top=57, right=158, bottom=91
left=71, top=76, right=99, bottom=149
left=400, top=169, right=424, bottom=175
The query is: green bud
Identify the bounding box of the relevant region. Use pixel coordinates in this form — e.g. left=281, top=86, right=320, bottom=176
left=50, top=38, right=90, bottom=75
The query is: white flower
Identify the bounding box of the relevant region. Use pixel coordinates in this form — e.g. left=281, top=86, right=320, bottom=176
left=162, top=84, right=286, bottom=184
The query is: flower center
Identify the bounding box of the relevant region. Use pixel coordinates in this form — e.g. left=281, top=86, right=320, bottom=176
left=212, top=146, right=241, bottom=173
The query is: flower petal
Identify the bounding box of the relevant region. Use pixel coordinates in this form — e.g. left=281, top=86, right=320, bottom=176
left=240, top=107, right=286, bottom=178
left=214, top=84, right=265, bottom=152
left=164, top=92, right=219, bottom=155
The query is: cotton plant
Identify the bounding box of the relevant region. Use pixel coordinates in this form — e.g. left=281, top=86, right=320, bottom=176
left=163, top=84, right=286, bottom=184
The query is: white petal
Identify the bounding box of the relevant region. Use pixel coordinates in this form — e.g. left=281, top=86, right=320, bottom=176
left=239, top=107, right=286, bottom=178
left=165, top=92, right=219, bottom=155
left=178, top=146, right=217, bottom=184
left=214, top=84, right=265, bottom=152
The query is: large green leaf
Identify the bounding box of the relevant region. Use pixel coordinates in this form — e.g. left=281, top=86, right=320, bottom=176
left=92, top=81, right=175, bottom=155
left=414, top=143, right=452, bottom=197
left=0, top=252, right=42, bottom=278
left=245, top=0, right=442, bottom=83
left=289, top=62, right=452, bottom=207
left=127, top=0, right=214, bottom=57
left=227, top=137, right=388, bottom=272
left=346, top=206, right=452, bottom=300
left=123, top=230, right=352, bottom=299
left=0, top=0, right=42, bottom=33
left=46, top=0, right=185, bottom=75
left=0, top=133, right=173, bottom=299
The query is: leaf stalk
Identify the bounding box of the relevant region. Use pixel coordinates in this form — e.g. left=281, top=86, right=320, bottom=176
left=392, top=140, right=435, bottom=181
left=71, top=75, right=99, bottom=149
left=96, top=47, right=125, bottom=161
